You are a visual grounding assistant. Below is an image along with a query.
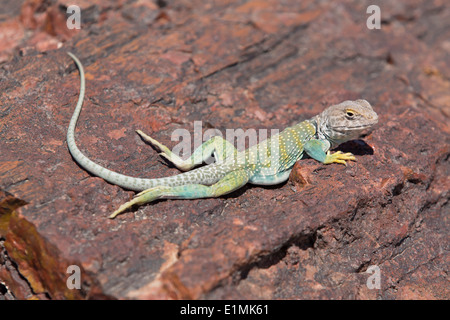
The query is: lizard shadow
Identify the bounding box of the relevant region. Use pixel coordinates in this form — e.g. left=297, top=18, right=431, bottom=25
left=221, top=179, right=289, bottom=201
left=334, top=139, right=374, bottom=156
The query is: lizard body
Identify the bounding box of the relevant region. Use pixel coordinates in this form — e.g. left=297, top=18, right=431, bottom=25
left=66, top=53, right=378, bottom=218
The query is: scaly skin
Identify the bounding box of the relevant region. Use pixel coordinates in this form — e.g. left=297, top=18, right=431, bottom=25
left=66, top=53, right=378, bottom=218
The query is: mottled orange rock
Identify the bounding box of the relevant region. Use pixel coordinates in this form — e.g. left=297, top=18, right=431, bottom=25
left=0, top=0, right=448, bottom=300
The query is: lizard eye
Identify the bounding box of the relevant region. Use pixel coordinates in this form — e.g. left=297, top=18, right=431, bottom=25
left=345, top=110, right=355, bottom=118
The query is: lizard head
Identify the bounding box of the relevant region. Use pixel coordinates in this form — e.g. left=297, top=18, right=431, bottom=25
left=316, top=99, right=378, bottom=147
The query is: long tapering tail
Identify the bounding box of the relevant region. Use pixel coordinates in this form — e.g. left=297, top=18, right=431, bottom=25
left=66, top=52, right=193, bottom=191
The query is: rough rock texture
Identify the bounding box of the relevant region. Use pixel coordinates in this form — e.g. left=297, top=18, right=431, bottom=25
left=0, top=0, right=448, bottom=299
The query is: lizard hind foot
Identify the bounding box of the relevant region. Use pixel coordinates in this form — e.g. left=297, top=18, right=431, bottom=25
left=136, top=130, right=171, bottom=154
left=136, top=129, right=192, bottom=171
left=108, top=186, right=171, bottom=219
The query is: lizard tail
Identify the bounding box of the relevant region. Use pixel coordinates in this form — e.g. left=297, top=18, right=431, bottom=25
left=66, top=52, right=179, bottom=191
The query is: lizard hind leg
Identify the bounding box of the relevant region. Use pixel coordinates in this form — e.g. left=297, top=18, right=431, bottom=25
left=109, top=169, right=250, bottom=218
left=136, top=130, right=237, bottom=172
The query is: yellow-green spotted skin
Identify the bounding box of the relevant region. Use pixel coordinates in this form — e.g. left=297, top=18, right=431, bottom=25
left=66, top=53, right=378, bottom=218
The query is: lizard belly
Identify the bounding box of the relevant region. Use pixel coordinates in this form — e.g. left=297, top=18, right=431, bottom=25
left=249, top=170, right=292, bottom=186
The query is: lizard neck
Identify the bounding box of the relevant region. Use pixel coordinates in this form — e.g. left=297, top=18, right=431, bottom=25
left=311, top=115, right=340, bottom=149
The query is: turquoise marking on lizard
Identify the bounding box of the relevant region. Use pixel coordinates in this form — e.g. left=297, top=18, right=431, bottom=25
left=66, top=53, right=378, bottom=218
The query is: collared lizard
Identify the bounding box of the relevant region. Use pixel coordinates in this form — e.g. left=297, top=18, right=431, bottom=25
left=66, top=52, right=378, bottom=218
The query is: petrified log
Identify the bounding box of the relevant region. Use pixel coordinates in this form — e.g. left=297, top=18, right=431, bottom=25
left=0, top=0, right=448, bottom=299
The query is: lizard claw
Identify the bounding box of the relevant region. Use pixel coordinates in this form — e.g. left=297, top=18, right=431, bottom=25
left=324, top=151, right=356, bottom=165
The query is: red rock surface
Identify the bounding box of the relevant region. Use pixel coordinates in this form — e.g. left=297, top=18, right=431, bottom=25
left=0, top=0, right=448, bottom=299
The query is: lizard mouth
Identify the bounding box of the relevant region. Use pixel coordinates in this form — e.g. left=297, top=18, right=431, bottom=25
left=332, top=123, right=376, bottom=132
left=332, top=116, right=379, bottom=133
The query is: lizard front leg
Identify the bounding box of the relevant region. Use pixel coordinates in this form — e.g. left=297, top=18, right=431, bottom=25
left=136, top=130, right=237, bottom=171
left=109, top=168, right=250, bottom=218
left=304, top=139, right=355, bottom=165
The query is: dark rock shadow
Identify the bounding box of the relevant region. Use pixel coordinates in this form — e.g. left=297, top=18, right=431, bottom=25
left=335, top=139, right=374, bottom=156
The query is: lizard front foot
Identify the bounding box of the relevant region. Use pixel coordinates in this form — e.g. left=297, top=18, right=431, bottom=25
left=323, top=151, right=356, bottom=166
